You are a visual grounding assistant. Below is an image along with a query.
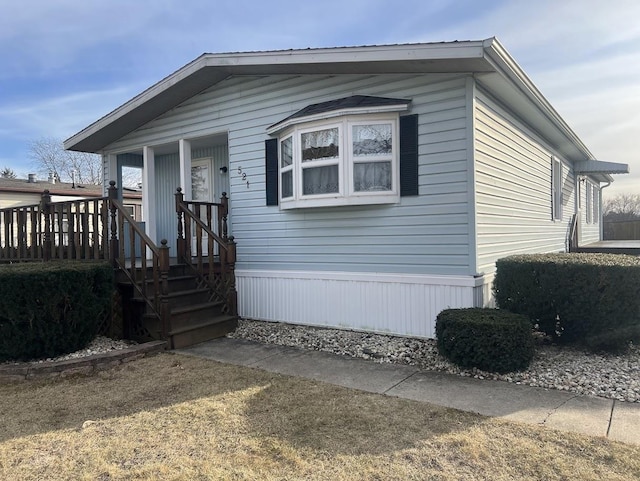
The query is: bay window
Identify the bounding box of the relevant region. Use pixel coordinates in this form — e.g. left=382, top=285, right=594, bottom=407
left=274, top=114, right=400, bottom=209
left=265, top=95, right=416, bottom=208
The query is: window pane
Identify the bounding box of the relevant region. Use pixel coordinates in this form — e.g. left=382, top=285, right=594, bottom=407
left=301, top=128, right=339, bottom=162
left=303, top=165, right=339, bottom=195
left=353, top=124, right=392, bottom=157
left=281, top=137, right=292, bottom=168
left=354, top=162, right=392, bottom=192
left=282, top=171, right=293, bottom=198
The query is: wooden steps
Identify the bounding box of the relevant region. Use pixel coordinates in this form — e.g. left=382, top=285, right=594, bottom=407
left=169, top=315, right=238, bottom=349
left=118, top=262, right=237, bottom=349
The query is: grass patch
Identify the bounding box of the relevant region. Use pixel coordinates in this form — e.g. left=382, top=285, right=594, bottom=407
left=0, top=353, right=638, bottom=480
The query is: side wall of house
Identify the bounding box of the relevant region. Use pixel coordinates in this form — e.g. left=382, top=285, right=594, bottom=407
left=105, top=73, right=477, bottom=338
left=473, top=86, right=577, bottom=302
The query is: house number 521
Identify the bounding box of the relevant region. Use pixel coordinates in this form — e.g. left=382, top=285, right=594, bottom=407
left=237, top=166, right=250, bottom=188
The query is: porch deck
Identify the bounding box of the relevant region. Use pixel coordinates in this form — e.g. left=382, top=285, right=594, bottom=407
left=574, top=240, right=640, bottom=255
left=0, top=183, right=238, bottom=349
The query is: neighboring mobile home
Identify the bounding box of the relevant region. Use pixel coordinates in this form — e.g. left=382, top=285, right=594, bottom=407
left=64, top=38, right=628, bottom=339
left=0, top=175, right=143, bottom=218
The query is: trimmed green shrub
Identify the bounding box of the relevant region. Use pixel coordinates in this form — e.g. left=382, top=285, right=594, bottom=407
left=0, top=261, right=114, bottom=362
left=436, top=308, right=534, bottom=373
left=493, top=253, right=640, bottom=351
left=583, top=325, right=640, bottom=354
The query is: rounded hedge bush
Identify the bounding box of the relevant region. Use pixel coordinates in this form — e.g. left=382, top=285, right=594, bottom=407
left=0, top=261, right=114, bottom=362
left=436, top=308, right=534, bottom=373
left=493, top=253, right=640, bottom=350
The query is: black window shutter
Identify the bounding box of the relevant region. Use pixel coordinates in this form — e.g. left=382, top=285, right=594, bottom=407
left=400, top=114, right=419, bottom=196
left=265, top=138, right=278, bottom=206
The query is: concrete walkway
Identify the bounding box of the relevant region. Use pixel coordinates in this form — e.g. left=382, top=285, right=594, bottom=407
left=176, top=337, right=640, bottom=446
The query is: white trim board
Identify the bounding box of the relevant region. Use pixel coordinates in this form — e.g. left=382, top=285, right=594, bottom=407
left=236, top=269, right=483, bottom=338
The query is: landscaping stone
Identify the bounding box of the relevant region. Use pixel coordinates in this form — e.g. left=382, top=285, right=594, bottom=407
left=229, top=318, right=640, bottom=403
left=0, top=339, right=167, bottom=382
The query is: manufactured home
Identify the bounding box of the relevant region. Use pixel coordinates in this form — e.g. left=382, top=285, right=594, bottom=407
left=57, top=38, right=630, bottom=342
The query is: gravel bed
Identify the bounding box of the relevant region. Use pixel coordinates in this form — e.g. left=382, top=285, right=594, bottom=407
left=1, top=336, right=136, bottom=365
left=229, top=319, right=640, bottom=403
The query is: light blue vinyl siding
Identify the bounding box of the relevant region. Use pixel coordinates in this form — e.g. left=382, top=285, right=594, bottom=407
left=154, top=153, right=180, bottom=252
left=474, top=88, right=577, bottom=275
left=107, top=74, right=472, bottom=275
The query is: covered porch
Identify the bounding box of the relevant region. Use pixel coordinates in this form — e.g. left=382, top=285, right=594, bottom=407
left=105, top=133, right=230, bottom=257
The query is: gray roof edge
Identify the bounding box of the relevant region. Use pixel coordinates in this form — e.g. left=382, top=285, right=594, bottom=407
left=64, top=41, right=490, bottom=152
left=200, top=40, right=487, bottom=67
left=63, top=54, right=211, bottom=151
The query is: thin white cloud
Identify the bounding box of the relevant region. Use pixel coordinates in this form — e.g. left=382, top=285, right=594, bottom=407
left=0, top=85, right=142, bottom=141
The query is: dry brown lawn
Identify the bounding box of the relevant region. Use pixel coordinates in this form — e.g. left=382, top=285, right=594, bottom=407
left=0, top=352, right=638, bottom=481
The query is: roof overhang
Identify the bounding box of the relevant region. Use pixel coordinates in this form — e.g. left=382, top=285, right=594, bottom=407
left=63, top=41, right=494, bottom=153
left=63, top=38, right=614, bottom=174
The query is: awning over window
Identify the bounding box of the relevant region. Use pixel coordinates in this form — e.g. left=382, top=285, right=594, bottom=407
left=574, top=160, right=629, bottom=183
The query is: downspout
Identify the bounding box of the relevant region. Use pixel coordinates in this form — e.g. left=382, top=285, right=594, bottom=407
left=572, top=175, right=582, bottom=251
left=599, top=181, right=611, bottom=240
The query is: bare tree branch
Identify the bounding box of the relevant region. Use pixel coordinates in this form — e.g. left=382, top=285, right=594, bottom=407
left=603, top=193, right=640, bottom=221
left=0, top=167, right=17, bottom=178
left=29, top=137, right=102, bottom=185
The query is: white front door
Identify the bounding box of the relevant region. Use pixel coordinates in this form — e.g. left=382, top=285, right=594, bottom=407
left=191, top=158, right=214, bottom=254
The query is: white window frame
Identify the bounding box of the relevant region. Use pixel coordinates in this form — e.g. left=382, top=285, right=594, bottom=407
left=297, top=121, right=344, bottom=200
left=585, top=181, right=593, bottom=224
left=551, top=156, right=563, bottom=221
left=280, top=134, right=294, bottom=200
left=592, top=184, right=599, bottom=224
left=277, top=113, right=400, bottom=209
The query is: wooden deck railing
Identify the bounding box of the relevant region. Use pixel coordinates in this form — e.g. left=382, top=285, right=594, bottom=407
left=0, top=181, right=237, bottom=337
left=0, top=190, right=110, bottom=262
left=175, top=188, right=237, bottom=316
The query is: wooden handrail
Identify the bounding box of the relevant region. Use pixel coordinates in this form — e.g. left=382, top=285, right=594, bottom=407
left=175, top=188, right=237, bottom=316
left=108, top=181, right=170, bottom=339
left=110, top=199, right=160, bottom=257
left=181, top=207, right=229, bottom=252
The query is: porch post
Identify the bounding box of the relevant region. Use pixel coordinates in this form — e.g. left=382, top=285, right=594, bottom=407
left=142, top=146, right=157, bottom=247
left=104, top=154, right=118, bottom=195
left=179, top=139, right=192, bottom=201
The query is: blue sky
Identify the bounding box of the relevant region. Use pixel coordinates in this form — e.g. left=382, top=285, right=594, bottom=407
left=1, top=0, right=638, bottom=197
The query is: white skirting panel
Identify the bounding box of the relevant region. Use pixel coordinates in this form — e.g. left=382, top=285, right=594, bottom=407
left=236, top=270, right=484, bottom=339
